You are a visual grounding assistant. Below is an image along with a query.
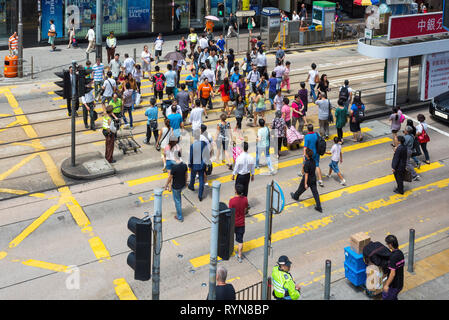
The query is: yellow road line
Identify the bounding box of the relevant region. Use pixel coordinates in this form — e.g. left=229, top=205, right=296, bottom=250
left=113, top=278, right=138, bottom=300
left=88, top=237, right=111, bottom=262
left=0, top=154, right=38, bottom=181
left=0, top=188, right=47, bottom=198
left=0, top=251, right=7, bottom=260
left=21, top=259, right=69, bottom=273
left=189, top=175, right=449, bottom=268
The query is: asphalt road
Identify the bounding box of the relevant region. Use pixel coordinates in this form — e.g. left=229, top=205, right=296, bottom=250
left=0, top=44, right=448, bottom=300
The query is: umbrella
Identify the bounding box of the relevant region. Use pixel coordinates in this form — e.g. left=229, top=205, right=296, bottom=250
left=205, top=15, right=220, bottom=21
left=164, top=51, right=184, bottom=62
left=354, top=0, right=379, bottom=5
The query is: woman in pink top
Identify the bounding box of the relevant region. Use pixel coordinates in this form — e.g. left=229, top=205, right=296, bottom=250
left=281, top=61, right=291, bottom=93
left=179, top=36, right=187, bottom=53
left=281, top=97, right=292, bottom=127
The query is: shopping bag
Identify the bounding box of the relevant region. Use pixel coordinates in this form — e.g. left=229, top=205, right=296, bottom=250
left=135, top=92, right=142, bottom=106
left=286, top=126, right=303, bottom=144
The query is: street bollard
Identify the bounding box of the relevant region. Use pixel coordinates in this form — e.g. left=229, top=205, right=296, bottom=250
left=408, top=229, right=415, bottom=273
left=208, top=181, right=221, bottom=300
left=152, top=188, right=163, bottom=300
left=324, top=259, right=331, bottom=300
left=133, top=48, right=137, bottom=64
left=86, top=52, right=89, bottom=62
left=31, top=56, right=34, bottom=79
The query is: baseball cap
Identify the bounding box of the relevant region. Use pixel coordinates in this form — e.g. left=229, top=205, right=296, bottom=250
left=278, top=255, right=292, bottom=267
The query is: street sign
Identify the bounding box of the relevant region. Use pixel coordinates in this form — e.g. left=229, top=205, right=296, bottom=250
left=365, top=28, right=373, bottom=40
left=388, top=12, right=448, bottom=41
left=235, top=10, right=255, bottom=17
left=271, top=181, right=285, bottom=214
left=444, top=0, right=449, bottom=32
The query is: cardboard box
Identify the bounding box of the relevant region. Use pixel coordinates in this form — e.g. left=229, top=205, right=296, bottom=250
left=350, top=232, right=371, bottom=254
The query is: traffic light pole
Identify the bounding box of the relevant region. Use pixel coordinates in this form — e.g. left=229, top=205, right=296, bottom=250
left=95, top=0, right=103, bottom=62
left=208, top=180, right=221, bottom=300
left=262, top=183, right=272, bottom=300
left=152, top=188, right=163, bottom=300
left=18, top=0, right=23, bottom=78
left=71, top=61, right=77, bottom=167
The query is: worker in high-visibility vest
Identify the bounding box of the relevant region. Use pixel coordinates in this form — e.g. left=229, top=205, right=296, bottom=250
left=271, top=255, right=301, bottom=300
left=102, top=105, right=116, bottom=163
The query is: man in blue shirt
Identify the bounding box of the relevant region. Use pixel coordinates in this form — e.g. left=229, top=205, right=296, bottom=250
left=302, top=124, right=324, bottom=187
left=164, top=64, right=177, bottom=99
left=144, top=97, right=159, bottom=144
left=268, top=72, right=278, bottom=109
left=217, top=34, right=226, bottom=52
left=188, top=130, right=210, bottom=201
left=230, top=67, right=240, bottom=84
left=167, top=104, right=184, bottom=138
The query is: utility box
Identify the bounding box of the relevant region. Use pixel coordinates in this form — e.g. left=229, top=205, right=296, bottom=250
left=217, top=202, right=235, bottom=261
left=312, top=1, right=336, bottom=39
left=260, top=7, right=280, bottom=49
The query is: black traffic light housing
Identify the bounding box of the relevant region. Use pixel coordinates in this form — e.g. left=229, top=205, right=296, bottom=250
left=217, top=202, right=235, bottom=261
left=77, top=67, right=93, bottom=97
left=127, top=216, right=152, bottom=281
left=218, top=3, right=224, bottom=17
left=54, top=70, right=70, bottom=99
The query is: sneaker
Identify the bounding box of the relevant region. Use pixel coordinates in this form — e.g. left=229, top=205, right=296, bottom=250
left=413, top=175, right=420, bottom=181
left=325, top=174, right=331, bottom=178
left=340, top=179, right=346, bottom=186
left=297, top=171, right=303, bottom=177
left=318, top=180, right=324, bottom=187
left=237, top=255, right=242, bottom=263
left=416, top=162, right=421, bottom=169
left=290, top=192, right=299, bottom=201
left=314, top=206, right=323, bottom=213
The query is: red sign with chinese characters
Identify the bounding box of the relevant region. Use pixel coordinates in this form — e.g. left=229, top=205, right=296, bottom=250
left=388, top=12, right=448, bottom=40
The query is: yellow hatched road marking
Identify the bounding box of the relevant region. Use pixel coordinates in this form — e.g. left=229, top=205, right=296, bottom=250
left=189, top=175, right=449, bottom=268
left=21, top=259, right=69, bottom=273
left=113, top=278, right=138, bottom=300
left=0, top=154, right=38, bottom=181
left=0, top=188, right=47, bottom=198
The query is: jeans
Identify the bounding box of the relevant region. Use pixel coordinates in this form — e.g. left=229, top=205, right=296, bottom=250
left=94, top=81, right=103, bottom=98
left=82, top=102, right=95, bottom=129
left=256, top=146, right=273, bottom=171
left=310, top=83, right=317, bottom=101
left=269, top=91, right=276, bottom=108
left=172, top=188, right=184, bottom=221
left=189, top=169, right=205, bottom=199
left=420, top=142, right=429, bottom=161
left=122, top=107, right=133, bottom=127
left=292, top=117, right=305, bottom=134
left=276, top=77, right=282, bottom=90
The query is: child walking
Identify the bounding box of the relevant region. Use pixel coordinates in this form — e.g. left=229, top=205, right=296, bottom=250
left=325, top=137, right=346, bottom=185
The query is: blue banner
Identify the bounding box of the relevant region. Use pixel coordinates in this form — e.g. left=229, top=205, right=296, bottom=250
left=41, top=0, right=64, bottom=40
left=128, top=0, right=151, bottom=33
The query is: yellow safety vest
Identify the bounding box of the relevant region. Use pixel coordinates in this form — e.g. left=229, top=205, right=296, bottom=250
left=109, top=98, right=122, bottom=114
left=103, top=115, right=110, bottom=130
left=271, top=266, right=300, bottom=300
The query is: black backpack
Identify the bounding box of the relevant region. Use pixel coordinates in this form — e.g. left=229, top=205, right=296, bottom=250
left=354, top=104, right=365, bottom=123
left=363, top=241, right=391, bottom=274
left=315, top=133, right=326, bottom=156
left=339, top=86, right=349, bottom=102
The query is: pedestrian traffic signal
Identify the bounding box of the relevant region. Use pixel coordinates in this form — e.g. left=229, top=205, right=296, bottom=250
left=54, top=70, right=70, bottom=98
left=217, top=202, right=235, bottom=261
left=218, top=3, right=224, bottom=17
left=127, top=216, right=152, bottom=281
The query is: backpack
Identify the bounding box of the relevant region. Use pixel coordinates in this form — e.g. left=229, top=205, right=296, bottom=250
left=355, top=105, right=365, bottom=123
left=315, top=133, right=326, bottom=156
left=339, top=86, right=349, bottom=102
left=362, top=241, right=391, bottom=274
left=154, top=73, right=164, bottom=92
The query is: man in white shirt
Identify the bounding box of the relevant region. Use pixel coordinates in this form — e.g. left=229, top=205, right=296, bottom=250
left=273, top=62, right=286, bottom=90
left=101, top=71, right=117, bottom=110
left=306, top=62, right=319, bottom=101
left=123, top=53, right=135, bottom=75
left=247, top=65, right=260, bottom=94
left=199, top=60, right=216, bottom=86
left=165, top=99, right=182, bottom=117
left=232, top=142, right=255, bottom=197
left=256, top=50, right=267, bottom=76
left=189, top=99, right=204, bottom=133
left=81, top=81, right=96, bottom=130
left=154, top=33, right=164, bottom=64
left=85, top=25, right=95, bottom=53
left=199, top=34, right=209, bottom=50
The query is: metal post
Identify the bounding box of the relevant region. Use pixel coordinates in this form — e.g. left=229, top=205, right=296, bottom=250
left=222, top=0, right=227, bottom=36
left=31, top=56, right=34, bottom=79
left=208, top=180, right=221, bottom=300
left=237, top=21, right=240, bottom=53
left=71, top=61, right=77, bottom=167
left=262, top=183, right=272, bottom=300
left=406, top=57, right=411, bottom=103
left=408, top=229, right=415, bottom=273
left=324, top=259, right=331, bottom=300
left=133, top=48, right=137, bottom=64
left=152, top=188, right=163, bottom=300
left=95, top=0, right=103, bottom=62
left=18, top=0, right=23, bottom=78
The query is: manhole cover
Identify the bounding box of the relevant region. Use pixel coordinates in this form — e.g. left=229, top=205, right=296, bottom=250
left=83, top=159, right=113, bottom=174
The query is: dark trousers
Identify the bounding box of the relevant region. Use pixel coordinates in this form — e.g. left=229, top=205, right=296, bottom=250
left=394, top=170, right=405, bottom=194
left=67, top=97, right=79, bottom=116
left=107, top=47, right=115, bottom=64
left=420, top=142, right=429, bottom=161
left=277, top=137, right=285, bottom=154
left=83, top=102, right=95, bottom=129
left=337, top=127, right=343, bottom=140
left=293, top=177, right=322, bottom=209
left=146, top=124, right=159, bottom=143
left=382, top=287, right=401, bottom=300
left=236, top=173, right=251, bottom=197
left=189, top=168, right=205, bottom=199
left=104, top=131, right=115, bottom=163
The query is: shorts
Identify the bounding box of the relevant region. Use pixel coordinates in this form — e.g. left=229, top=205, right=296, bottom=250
left=154, top=90, right=164, bottom=100
left=350, top=121, right=361, bottom=133
left=329, top=160, right=340, bottom=173
left=217, top=138, right=230, bottom=151
left=155, top=50, right=162, bottom=57
left=200, top=97, right=210, bottom=107
left=235, top=226, right=245, bottom=244
left=392, top=129, right=399, bottom=134
left=256, top=106, right=266, bottom=113
left=166, top=160, right=175, bottom=171
left=166, top=87, right=175, bottom=96
left=48, top=36, right=55, bottom=45
left=222, top=95, right=230, bottom=103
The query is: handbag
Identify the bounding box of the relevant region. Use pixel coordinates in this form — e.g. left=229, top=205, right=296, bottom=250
left=156, top=127, right=171, bottom=151
left=403, top=169, right=412, bottom=183
left=135, top=92, right=142, bottom=106
left=417, top=128, right=430, bottom=144
left=328, top=100, right=334, bottom=123
left=286, top=126, right=303, bottom=144
left=205, top=164, right=213, bottom=176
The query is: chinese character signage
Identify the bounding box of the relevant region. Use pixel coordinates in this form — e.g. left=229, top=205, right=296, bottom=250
left=388, top=12, right=447, bottom=40
left=423, top=51, right=449, bottom=100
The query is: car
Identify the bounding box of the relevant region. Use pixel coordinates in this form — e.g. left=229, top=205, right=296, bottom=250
left=429, top=91, right=449, bottom=124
